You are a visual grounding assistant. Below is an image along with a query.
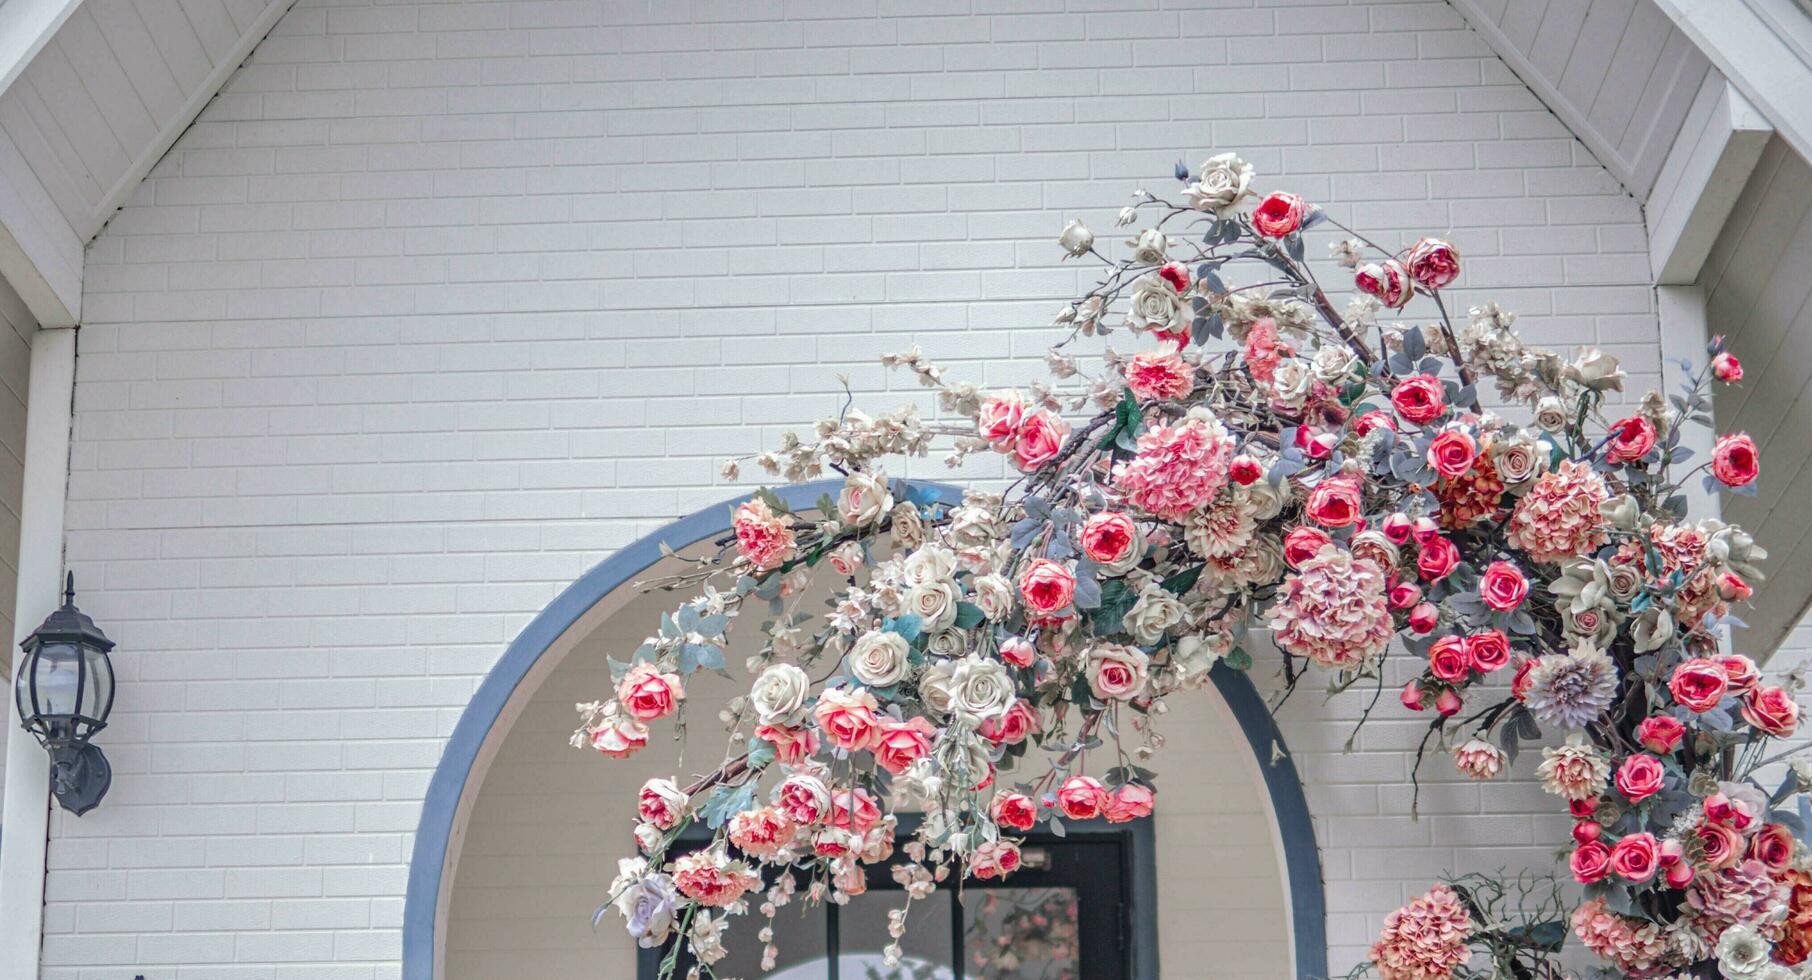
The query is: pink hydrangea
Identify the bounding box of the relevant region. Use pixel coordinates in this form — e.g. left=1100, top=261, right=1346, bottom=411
left=1265, top=546, right=1394, bottom=669
left=1571, top=898, right=1672, bottom=977
left=1112, top=408, right=1235, bottom=521
left=1368, top=884, right=1473, bottom=980
left=1506, top=460, right=1609, bottom=564
left=1243, top=317, right=1292, bottom=383
left=1124, top=349, right=1193, bottom=402
left=1687, top=859, right=1789, bottom=937
left=732, top=498, right=795, bottom=570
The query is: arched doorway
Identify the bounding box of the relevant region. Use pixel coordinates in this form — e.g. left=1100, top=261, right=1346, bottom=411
left=403, top=481, right=1326, bottom=979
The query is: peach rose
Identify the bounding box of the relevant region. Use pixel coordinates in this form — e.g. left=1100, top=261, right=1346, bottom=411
left=1080, top=512, right=1139, bottom=566
left=814, top=687, right=884, bottom=751
left=1104, top=783, right=1154, bottom=823
left=1013, top=408, right=1070, bottom=472
left=872, top=718, right=936, bottom=775
left=1056, top=775, right=1109, bottom=820
left=1390, top=374, right=1446, bottom=425
left=1252, top=191, right=1306, bottom=237
left=993, top=792, right=1038, bottom=832
left=1741, top=685, right=1799, bottom=737
left=1306, top=476, right=1364, bottom=528
left=1604, top=416, right=1655, bottom=464
left=617, top=663, right=685, bottom=722
left=1426, top=430, right=1477, bottom=479
left=978, top=390, right=1026, bottom=450
left=755, top=723, right=819, bottom=765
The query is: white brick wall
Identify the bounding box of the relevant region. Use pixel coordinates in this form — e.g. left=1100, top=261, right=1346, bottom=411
left=62, top=0, right=1662, bottom=975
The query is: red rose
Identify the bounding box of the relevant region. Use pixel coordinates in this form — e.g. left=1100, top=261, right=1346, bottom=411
left=1306, top=476, right=1363, bottom=528
left=1056, top=776, right=1109, bottom=821
left=1712, top=432, right=1759, bottom=487
left=1716, top=654, right=1759, bottom=693
left=1605, top=416, right=1656, bottom=464
left=1017, top=559, right=1076, bottom=615
left=1570, top=840, right=1611, bottom=884
left=1407, top=603, right=1439, bottom=634
left=1228, top=455, right=1263, bottom=485
left=1080, top=512, right=1139, bottom=565
left=1381, top=512, right=1413, bottom=544
left=1568, top=797, right=1599, bottom=819
left=1252, top=191, right=1306, bottom=237
left=1479, top=560, right=1528, bottom=611
left=1464, top=630, right=1510, bottom=673
left=1283, top=526, right=1333, bottom=568
left=992, top=792, right=1037, bottom=832
left=1614, top=754, right=1665, bottom=804
left=1749, top=823, right=1794, bottom=872
left=1636, top=715, right=1684, bottom=754
left=1354, top=259, right=1411, bottom=308
left=1741, top=685, right=1800, bottom=737
left=1610, top=832, right=1659, bottom=882
left=1573, top=820, right=1602, bottom=845
left=1511, top=657, right=1536, bottom=701
left=1353, top=410, right=1396, bottom=436
left=1713, top=350, right=1742, bottom=383
left=1416, top=535, right=1460, bottom=582
left=1428, top=636, right=1470, bottom=683
left=1390, top=374, right=1446, bottom=425
left=1426, top=429, right=1478, bottom=478
left=1388, top=581, right=1422, bottom=609
left=1406, top=237, right=1460, bottom=290
left=1668, top=658, right=1729, bottom=712
left=1157, top=261, right=1190, bottom=293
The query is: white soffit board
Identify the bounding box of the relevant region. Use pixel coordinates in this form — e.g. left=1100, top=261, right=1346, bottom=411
left=1648, top=76, right=1774, bottom=284
left=1654, top=0, right=1812, bottom=170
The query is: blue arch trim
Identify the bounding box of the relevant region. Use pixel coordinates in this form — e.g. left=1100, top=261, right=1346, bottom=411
left=402, top=480, right=1327, bottom=979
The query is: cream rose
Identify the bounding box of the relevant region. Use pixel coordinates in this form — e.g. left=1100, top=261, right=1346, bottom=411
left=1125, top=271, right=1187, bottom=336
left=749, top=662, right=810, bottom=727
left=902, top=544, right=957, bottom=586
left=1086, top=643, right=1150, bottom=700
left=1171, top=631, right=1231, bottom=688
left=1533, top=396, right=1568, bottom=434
left=1127, top=228, right=1169, bottom=265
left=1058, top=219, right=1093, bottom=258
left=1493, top=434, right=1543, bottom=484
left=925, top=628, right=967, bottom=659
left=848, top=631, right=910, bottom=688
left=904, top=580, right=959, bottom=632
left=838, top=471, right=894, bottom=528
left=942, top=655, right=1015, bottom=726
left=1185, top=152, right=1255, bottom=218
left=970, top=573, right=1014, bottom=622
left=1123, top=584, right=1185, bottom=645
left=918, top=660, right=955, bottom=717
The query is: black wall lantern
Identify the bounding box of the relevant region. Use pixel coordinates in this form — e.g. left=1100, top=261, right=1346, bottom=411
left=13, top=573, right=115, bottom=815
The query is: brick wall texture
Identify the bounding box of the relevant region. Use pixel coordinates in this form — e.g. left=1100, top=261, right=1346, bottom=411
left=61, top=0, right=1665, bottom=976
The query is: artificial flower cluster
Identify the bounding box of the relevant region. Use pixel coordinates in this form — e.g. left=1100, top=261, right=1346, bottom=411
left=568, top=151, right=1805, bottom=979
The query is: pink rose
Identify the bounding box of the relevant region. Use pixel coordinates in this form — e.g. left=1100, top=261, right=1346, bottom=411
left=1697, top=820, right=1742, bottom=870
left=590, top=716, right=648, bottom=758
left=1426, top=430, right=1477, bottom=479
left=1283, top=527, right=1334, bottom=568
left=1479, top=561, right=1528, bottom=611
left=1103, top=783, right=1154, bottom=824
left=1716, top=654, right=1759, bottom=693
left=1354, top=259, right=1411, bottom=308
left=1406, top=237, right=1460, bottom=289
left=1017, top=559, right=1076, bottom=615
left=1665, top=862, right=1694, bottom=889
left=1741, top=685, right=1799, bottom=737
left=1635, top=716, right=1684, bottom=754
left=978, top=390, right=1026, bottom=450
left=998, top=637, right=1036, bottom=669
left=980, top=699, right=1041, bottom=746
left=1056, top=776, right=1109, bottom=821
left=617, top=663, right=685, bottom=721
left=1668, top=658, right=1729, bottom=713
left=1749, top=823, right=1794, bottom=872
left=1306, top=476, right=1363, bottom=528
left=992, top=792, right=1037, bottom=832
left=873, top=718, right=936, bottom=775
left=1712, top=432, right=1759, bottom=487
left=829, top=786, right=882, bottom=833
left=1388, top=581, right=1423, bottom=610
left=1013, top=409, right=1070, bottom=472
left=756, top=723, right=819, bottom=765
left=813, top=688, right=884, bottom=751
left=1428, top=636, right=1469, bottom=683
left=1604, top=416, right=1656, bottom=464
left=1434, top=688, right=1462, bottom=716
left=1407, top=603, right=1439, bottom=634
left=1416, top=535, right=1460, bottom=582
left=1390, top=374, right=1446, bottom=425
left=1381, top=512, right=1414, bottom=544
left=1713, top=350, right=1743, bottom=383
left=1411, top=517, right=1441, bottom=545
left=1614, top=755, right=1665, bottom=804
left=1610, top=832, right=1659, bottom=882
left=1464, top=630, right=1510, bottom=673
left=1570, top=840, right=1611, bottom=884
left=1573, top=821, right=1602, bottom=845
left=1252, top=191, right=1306, bottom=237
left=1080, top=512, right=1139, bottom=565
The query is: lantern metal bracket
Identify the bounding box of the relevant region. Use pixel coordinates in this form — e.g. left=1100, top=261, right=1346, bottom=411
left=47, top=740, right=110, bottom=816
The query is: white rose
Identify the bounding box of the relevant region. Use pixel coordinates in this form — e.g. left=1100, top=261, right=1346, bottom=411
left=1310, top=344, right=1358, bottom=384
left=902, top=544, right=957, bottom=586
left=970, top=573, right=1014, bottom=622
left=749, top=663, right=810, bottom=727
left=904, top=580, right=959, bottom=632
left=1124, top=271, right=1187, bottom=336
left=1126, top=228, right=1169, bottom=265
left=1184, top=152, right=1255, bottom=217
left=919, top=660, right=956, bottom=716
left=1058, top=219, right=1094, bottom=258
left=1122, top=585, right=1185, bottom=645
left=848, top=631, right=910, bottom=688
left=838, top=471, right=894, bottom=527
left=945, top=655, right=1015, bottom=727
left=1171, top=631, right=1231, bottom=688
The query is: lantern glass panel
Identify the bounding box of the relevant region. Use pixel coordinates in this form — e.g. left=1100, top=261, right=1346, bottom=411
left=31, top=640, right=83, bottom=718
left=84, top=644, right=113, bottom=721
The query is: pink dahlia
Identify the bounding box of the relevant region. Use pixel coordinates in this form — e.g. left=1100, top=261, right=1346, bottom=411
left=732, top=498, right=796, bottom=570
left=1265, top=546, right=1394, bottom=669
left=1368, top=884, right=1473, bottom=980
left=1687, top=859, right=1789, bottom=937
left=1113, top=408, right=1235, bottom=521
left=1571, top=898, right=1671, bottom=977
left=1506, top=460, right=1608, bottom=564
left=1124, top=349, right=1193, bottom=402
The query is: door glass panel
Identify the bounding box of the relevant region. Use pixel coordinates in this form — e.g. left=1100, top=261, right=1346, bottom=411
left=714, top=899, right=832, bottom=979
left=962, top=887, right=1081, bottom=980
left=837, top=888, right=956, bottom=980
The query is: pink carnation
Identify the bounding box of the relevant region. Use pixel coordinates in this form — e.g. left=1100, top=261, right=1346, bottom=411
left=1112, top=409, right=1235, bottom=521
left=1571, top=898, right=1670, bottom=977
left=1506, top=460, right=1609, bottom=564
left=1124, top=349, right=1193, bottom=402
left=1265, top=546, right=1394, bottom=669
left=732, top=498, right=796, bottom=570
left=1242, top=317, right=1292, bottom=383
left=1368, top=884, right=1473, bottom=980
